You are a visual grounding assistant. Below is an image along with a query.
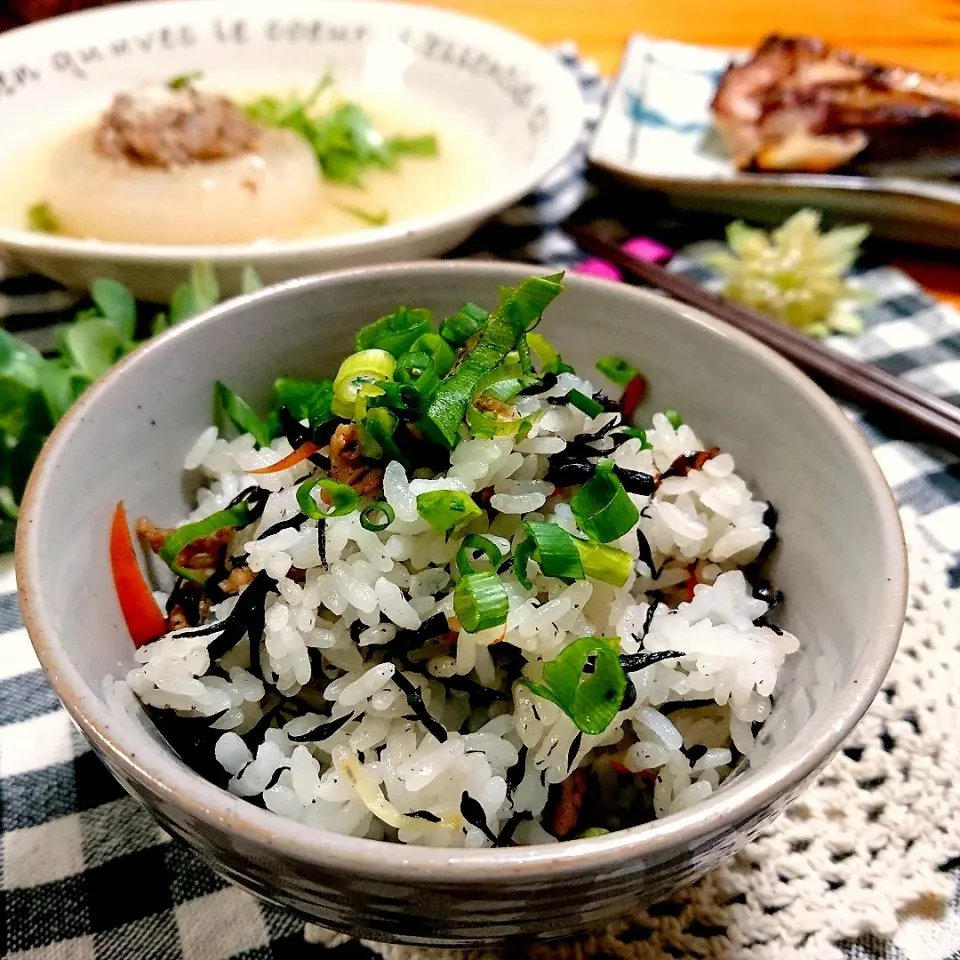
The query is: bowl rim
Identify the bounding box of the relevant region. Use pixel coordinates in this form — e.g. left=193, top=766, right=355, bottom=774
left=0, top=0, right=584, bottom=265
left=16, top=260, right=907, bottom=881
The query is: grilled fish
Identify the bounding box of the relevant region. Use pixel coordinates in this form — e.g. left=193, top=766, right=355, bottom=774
left=711, top=35, right=960, bottom=175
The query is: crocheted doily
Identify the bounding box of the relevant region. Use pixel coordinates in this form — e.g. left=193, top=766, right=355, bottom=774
left=307, top=510, right=960, bottom=960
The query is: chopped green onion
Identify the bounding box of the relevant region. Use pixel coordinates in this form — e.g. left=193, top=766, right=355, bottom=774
left=577, top=827, right=611, bottom=838
left=596, top=356, right=641, bottom=389
left=512, top=537, right=538, bottom=590
left=520, top=636, right=627, bottom=735
left=359, top=407, right=410, bottom=469
left=573, top=539, right=634, bottom=588
left=571, top=459, right=639, bottom=543
left=158, top=502, right=250, bottom=583
left=514, top=521, right=633, bottom=588
left=439, top=302, right=488, bottom=346
left=456, top=534, right=503, bottom=577
left=519, top=521, right=584, bottom=583
left=566, top=389, right=605, bottom=419
left=394, top=350, right=439, bottom=403
left=215, top=381, right=274, bottom=447
left=665, top=408, right=683, bottom=429
left=410, top=333, right=456, bottom=378
left=618, top=426, right=652, bottom=450
left=526, top=331, right=574, bottom=375
left=271, top=377, right=336, bottom=433
left=360, top=501, right=394, bottom=532
left=416, top=490, right=482, bottom=535
left=418, top=275, right=565, bottom=449
left=454, top=570, right=509, bottom=633
left=465, top=402, right=526, bottom=439
left=297, top=476, right=360, bottom=519
left=331, top=349, right=395, bottom=419
left=516, top=333, right=534, bottom=376
left=354, top=306, right=433, bottom=357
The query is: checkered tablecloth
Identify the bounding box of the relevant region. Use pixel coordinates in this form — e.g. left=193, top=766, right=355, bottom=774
left=2, top=45, right=960, bottom=960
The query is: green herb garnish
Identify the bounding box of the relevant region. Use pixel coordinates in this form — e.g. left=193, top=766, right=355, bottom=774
left=331, top=200, right=389, bottom=226
left=245, top=77, right=438, bottom=188
left=27, top=202, right=59, bottom=234
left=167, top=71, right=203, bottom=90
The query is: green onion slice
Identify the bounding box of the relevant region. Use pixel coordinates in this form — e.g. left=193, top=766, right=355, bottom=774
left=573, top=539, right=634, bottom=588
left=215, top=381, right=274, bottom=448
left=331, top=349, right=396, bottom=419
left=596, top=356, right=641, bottom=389
left=526, top=331, right=574, bottom=375
left=354, top=306, right=433, bottom=357
left=465, top=402, right=526, bottom=439
left=297, top=476, right=360, bottom=519
left=416, top=490, right=482, bottom=535
left=519, top=522, right=585, bottom=583
left=360, top=501, right=395, bottom=532
left=566, top=389, right=605, bottom=419
left=618, top=426, right=652, bottom=450
left=665, top=408, right=683, bottom=429
left=571, top=459, right=639, bottom=543
left=439, top=302, right=488, bottom=346
left=520, top=635, right=627, bottom=735
left=159, top=502, right=250, bottom=583
left=456, top=534, right=504, bottom=577
left=454, top=570, right=509, bottom=633
left=410, top=332, right=456, bottom=378
left=360, top=408, right=410, bottom=469
left=271, top=377, right=336, bottom=433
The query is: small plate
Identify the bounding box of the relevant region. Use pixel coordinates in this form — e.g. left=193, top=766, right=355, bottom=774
left=0, top=0, right=583, bottom=299
left=587, top=35, right=960, bottom=247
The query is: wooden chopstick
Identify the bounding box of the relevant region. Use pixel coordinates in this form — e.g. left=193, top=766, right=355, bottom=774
left=562, top=220, right=960, bottom=454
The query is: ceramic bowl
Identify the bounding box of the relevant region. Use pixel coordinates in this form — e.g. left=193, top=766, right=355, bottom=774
left=16, top=262, right=906, bottom=945
left=0, top=0, right=582, bottom=300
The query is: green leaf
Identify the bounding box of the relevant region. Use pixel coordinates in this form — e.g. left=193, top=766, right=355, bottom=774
left=36, top=361, right=87, bottom=424
left=61, top=319, right=124, bottom=381
left=90, top=278, right=137, bottom=345
left=240, top=266, right=264, bottom=294
left=151, top=311, right=170, bottom=336
left=169, top=263, right=219, bottom=324
left=215, top=380, right=274, bottom=447
left=27, top=201, right=59, bottom=234
left=190, top=262, right=219, bottom=311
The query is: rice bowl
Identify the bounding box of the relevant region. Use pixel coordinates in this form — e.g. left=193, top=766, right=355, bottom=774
left=16, top=262, right=905, bottom=941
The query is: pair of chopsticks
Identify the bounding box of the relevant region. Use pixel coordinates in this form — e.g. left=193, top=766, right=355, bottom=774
left=562, top=220, right=960, bottom=454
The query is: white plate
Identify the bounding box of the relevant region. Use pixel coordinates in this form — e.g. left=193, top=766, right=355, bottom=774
left=0, top=0, right=583, bottom=299
left=588, top=35, right=960, bottom=247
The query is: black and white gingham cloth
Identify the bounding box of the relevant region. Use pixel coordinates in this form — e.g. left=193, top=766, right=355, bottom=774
left=3, top=47, right=960, bottom=960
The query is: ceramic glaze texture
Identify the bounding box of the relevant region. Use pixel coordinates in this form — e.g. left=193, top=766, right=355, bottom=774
left=0, top=0, right=582, bottom=299
left=16, top=262, right=906, bottom=945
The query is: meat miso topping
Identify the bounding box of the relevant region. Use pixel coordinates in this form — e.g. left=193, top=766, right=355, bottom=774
left=94, top=88, right=262, bottom=168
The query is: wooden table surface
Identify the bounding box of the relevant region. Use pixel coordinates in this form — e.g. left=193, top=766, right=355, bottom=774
left=416, top=0, right=960, bottom=307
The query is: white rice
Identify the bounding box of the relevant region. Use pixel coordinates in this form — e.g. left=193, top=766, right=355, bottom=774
left=123, top=389, right=798, bottom=847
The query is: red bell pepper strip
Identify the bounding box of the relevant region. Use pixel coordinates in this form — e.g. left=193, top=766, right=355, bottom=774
left=249, top=440, right=320, bottom=475
left=110, top=501, right=167, bottom=648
